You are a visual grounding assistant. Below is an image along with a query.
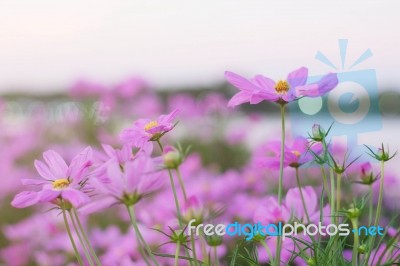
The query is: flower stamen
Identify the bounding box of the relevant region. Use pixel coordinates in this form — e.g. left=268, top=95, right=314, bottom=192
left=275, top=80, right=290, bottom=95
left=52, top=179, right=70, bottom=190
left=144, top=121, right=158, bottom=131
left=291, top=150, right=301, bottom=158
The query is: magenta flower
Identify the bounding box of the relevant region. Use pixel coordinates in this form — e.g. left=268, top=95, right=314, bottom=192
left=11, top=147, right=92, bottom=208
left=81, top=155, right=164, bottom=213
left=254, top=137, right=320, bottom=170
left=254, top=187, right=330, bottom=225
left=225, top=67, right=338, bottom=107
left=120, top=109, right=180, bottom=147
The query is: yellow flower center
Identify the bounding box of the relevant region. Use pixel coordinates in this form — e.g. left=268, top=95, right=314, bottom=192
left=291, top=150, right=301, bottom=157
left=274, top=80, right=290, bottom=94
left=144, top=121, right=158, bottom=131
left=52, top=179, right=70, bottom=190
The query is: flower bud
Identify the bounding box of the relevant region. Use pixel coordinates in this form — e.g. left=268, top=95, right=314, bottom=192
left=360, top=162, right=376, bottom=185
left=358, top=244, right=367, bottom=254
left=252, top=232, right=267, bottom=242
left=346, top=207, right=361, bottom=219
left=306, top=257, right=317, bottom=266
left=170, top=229, right=188, bottom=244
left=163, top=146, right=183, bottom=169
left=205, top=233, right=223, bottom=247
left=311, top=124, right=326, bottom=142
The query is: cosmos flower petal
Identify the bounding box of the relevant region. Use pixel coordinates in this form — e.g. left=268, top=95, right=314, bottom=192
left=21, top=179, right=48, bottom=186
left=34, top=160, right=56, bottom=180
left=42, top=150, right=68, bottom=178
left=315, top=72, right=339, bottom=95
left=295, top=84, right=319, bottom=97
left=287, top=67, right=308, bottom=88
left=68, top=147, right=93, bottom=183
left=38, top=189, right=60, bottom=203
left=11, top=191, right=39, bottom=208
left=79, top=196, right=116, bottom=214
left=252, top=75, right=276, bottom=94
left=227, top=91, right=252, bottom=107
left=159, top=109, right=180, bottom=124
left=225, top=71, right=261, bottom=92
left=62, top=189, right=91, bottom=207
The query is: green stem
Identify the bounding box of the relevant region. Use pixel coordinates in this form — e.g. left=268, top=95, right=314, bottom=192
left=62, top=207, right=83, bottom=266
left=329, top=168, right=335, bottom=225
left=176, top=168, right=188, bottom=202
left=157, top=140, right=194, bottom=266
left=69, top=211, right=94, bottom=266
left=261, top=240, right=274, bottom=265
left=321, top=168, right=330, bottom=209
left=127, top=205, right=160, bottom=266
left=351, top=218, right=359, bottom=266
left=174, top=242, right=181, bottom=266
left=295, top=167, right=311, bottom=223
left=190, top=233, right=199, bottom=266
left=336, top=173, right=342, bottom=215
left=168, top=169, right=183, bottom=228
left=72, top=208, right=102, bottom=266
left=278, top=104, right=285, bottom=205
left=214, top=246, right=220, bottom=266
left=275, top=103, right=285, bottom=266
left=364, top=161, right=385, bottom=266
left=368, top=185, right=373, bottom=226
left=374, top=160, right=385, bottom=227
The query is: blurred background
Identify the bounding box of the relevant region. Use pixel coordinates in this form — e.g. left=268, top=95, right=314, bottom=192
left=1, top=1, right=400, bottom=265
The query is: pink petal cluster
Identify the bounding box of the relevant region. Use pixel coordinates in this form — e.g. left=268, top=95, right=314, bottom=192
left=225, top=67, right=338, bottom=107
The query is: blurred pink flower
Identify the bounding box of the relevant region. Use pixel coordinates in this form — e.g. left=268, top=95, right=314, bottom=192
left=81, top=155, right=164, bottom=213
left=11, top=147, right=92, bottom=208
left=113, top=77, right=147, bottom=99
left=225, top=67, right=338, bottom=107
left=254, top=186, right=330, bottom=225
left=120, top=109, right=180, bottom=147
left=254, top=137, right=319, bottom=170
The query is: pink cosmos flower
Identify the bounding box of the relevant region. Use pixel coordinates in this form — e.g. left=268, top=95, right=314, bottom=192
left=120, top=109, right=180, bottom=148
left=11, top=147, right=92, bottom=208
left=254, top=186, right=330, bottom=225
left=80, top=155, right=164, bottom=213
left=254, top=137, right=320, bottom=170
left=225, top=67, right=338, bottom=107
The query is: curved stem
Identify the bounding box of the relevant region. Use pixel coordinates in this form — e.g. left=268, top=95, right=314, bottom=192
left=174, top=242, right=181, bottom=266
left=176, top=168, right=188, bottom=202
left=69, top=210, right=94, bottom=266
left=261, top=240, right=274, bottom=265
left=62, top=207, right=83, bottom=266
left=126, top=205, right=160, bottom=266
left=72, top=208, right=102, bottom=266
left=295, top=167, right=311, bottom=223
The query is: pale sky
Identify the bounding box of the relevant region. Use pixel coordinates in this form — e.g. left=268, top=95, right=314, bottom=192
left=0, top=0, right=399, bottom=93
